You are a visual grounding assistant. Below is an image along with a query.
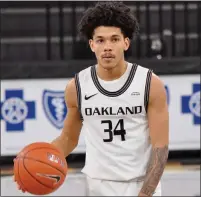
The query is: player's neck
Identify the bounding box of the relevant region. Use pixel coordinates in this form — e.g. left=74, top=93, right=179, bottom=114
left=96, top=60, right=128, bottom=81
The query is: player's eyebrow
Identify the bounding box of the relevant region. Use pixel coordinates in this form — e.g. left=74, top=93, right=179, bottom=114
left=95, top=35, right=121, bottom=39
left=111, top=35, right=121, bottom=37
left=95, top=36, right=104, bottom=39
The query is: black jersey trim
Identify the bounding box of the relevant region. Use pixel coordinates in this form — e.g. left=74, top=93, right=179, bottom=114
left=144, top=69, right=153, bottom=113
left=74, top=74, right=83, bottom=120
left=91, top=64, right=138, bottom=97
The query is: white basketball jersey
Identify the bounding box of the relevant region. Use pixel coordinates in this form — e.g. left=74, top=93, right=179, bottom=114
left=75, top=62, right=153, bottom=181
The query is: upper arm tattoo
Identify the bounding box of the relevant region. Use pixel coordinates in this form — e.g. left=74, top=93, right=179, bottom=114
left=140, top=145, right=169, bottom=196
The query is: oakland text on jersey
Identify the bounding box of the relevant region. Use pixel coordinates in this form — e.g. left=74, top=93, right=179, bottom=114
left=85, top=106, right=142, bottom=116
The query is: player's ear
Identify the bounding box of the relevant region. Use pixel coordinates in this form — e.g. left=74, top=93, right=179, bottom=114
left=89, top=39, right=95, bottom=53
left=124, top=37, right=130, bottom=51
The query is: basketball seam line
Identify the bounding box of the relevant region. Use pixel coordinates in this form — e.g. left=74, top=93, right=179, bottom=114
left=22, top=157, right=55, bottom=190
left=17, top=158, right=28, bottom=192
left=20, top=146, right=61, bottom=156
left=18, top=146, right=66, bottom=176
left=18, top=156, right=66, bottom=176
left=17, top=145, right=66, bottom=192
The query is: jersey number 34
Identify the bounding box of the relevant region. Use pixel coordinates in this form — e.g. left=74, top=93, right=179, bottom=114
left=101, top=119, right=126, bottom=142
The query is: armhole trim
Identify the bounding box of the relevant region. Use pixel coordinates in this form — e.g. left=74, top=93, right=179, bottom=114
left=74, top=74, right=83, bottom=120
left=144, top=69, right=153, bottom=113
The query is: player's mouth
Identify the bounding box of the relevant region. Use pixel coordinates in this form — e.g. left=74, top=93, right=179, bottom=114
left=102, top=54, right=115, bottom=60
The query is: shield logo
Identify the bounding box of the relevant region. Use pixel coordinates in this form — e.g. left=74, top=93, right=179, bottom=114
left=43, top=90, right=67, bottom=129
left=165, top=85, right=170, bottom=105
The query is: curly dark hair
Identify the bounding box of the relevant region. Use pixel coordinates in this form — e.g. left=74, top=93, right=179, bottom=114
left=78, top=1, right=139, bottom=40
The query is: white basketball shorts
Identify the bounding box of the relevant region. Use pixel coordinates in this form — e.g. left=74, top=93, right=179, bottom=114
left=86, top=176, right=162, bottom=196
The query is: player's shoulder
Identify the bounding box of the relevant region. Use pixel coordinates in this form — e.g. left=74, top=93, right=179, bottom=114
left=64, top=78, right=78, bottom=107
left=65, top=65, right=93, bottom=92
left=77, top=65, right=93, bottom=78
left=135, top=64, right=167, bottom=104
left=76, top=65, right=94, bottom=83
left=64, top=65, right=94, bottom=105
left=65, top=79, right=77, bottom=98
left=148, top=71, right=167, bottom=103
left=150, top=73, right=165, bottom=91
left=130, top=62, right=151, bottom=76
left=134, top=63, right=151, bottom=73
left=133, top=62, right=165, bottom=89
left=134, top=63, right=161, bottom=80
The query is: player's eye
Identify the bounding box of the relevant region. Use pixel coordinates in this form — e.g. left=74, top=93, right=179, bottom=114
left=96, top=39, right=104, bottom=43
left=112, top=38, right=119, bottom=42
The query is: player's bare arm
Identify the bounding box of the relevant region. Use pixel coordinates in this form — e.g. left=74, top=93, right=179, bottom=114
left=139, top=73, right=169, bottom=196
left=13, top=79, right=82, bottom=193
left=51, top=78, right=83, bottom=157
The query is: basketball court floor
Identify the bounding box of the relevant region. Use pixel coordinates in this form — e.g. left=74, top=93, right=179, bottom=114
left=1, top=161, right=200, bottom=196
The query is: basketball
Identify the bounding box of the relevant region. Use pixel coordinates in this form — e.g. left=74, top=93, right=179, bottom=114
left=13, top=142, right=68, bottom=195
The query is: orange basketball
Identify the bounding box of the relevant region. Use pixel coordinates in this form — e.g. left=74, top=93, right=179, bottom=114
left=13, top=142, right=68, bottom=195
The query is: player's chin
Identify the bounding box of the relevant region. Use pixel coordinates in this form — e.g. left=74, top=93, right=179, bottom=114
left=101, top=59, right=117, bottom=70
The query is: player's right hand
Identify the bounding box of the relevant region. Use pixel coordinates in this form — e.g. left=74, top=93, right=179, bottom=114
left=13, top=159, right=26, bottom=193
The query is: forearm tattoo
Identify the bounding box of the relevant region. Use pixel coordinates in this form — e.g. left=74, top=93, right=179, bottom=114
left=140, top=146, right=169, bottom=196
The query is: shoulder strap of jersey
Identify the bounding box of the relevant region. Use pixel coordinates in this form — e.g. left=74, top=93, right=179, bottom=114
left=74, top=73, right=83, bottom=120
left=144, top=69, right=153, bottom=113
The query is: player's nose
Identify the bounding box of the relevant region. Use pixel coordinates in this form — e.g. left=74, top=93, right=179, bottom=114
left=103, top=41, right=112, bottom=52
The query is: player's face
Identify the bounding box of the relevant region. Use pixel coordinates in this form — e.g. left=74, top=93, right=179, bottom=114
left=89, top=26, right=130, bottom=70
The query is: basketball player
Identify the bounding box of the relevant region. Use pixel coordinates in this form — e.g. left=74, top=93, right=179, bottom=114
left=15, top=2, right=169, bottom=196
